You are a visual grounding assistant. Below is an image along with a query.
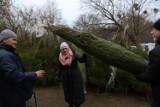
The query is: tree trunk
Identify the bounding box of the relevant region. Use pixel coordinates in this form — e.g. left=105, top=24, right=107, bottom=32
left=47, top=25, right=148, bottom=74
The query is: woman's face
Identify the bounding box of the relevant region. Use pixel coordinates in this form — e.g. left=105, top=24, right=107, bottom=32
left=61, top=48, right=69, bottom=55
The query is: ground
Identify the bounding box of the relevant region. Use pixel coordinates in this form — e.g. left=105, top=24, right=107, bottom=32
left=27, top=86, right=151, bottom=107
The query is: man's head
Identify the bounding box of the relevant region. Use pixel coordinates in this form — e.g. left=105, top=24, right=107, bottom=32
left=0, top=29, right=17, bottom=48
left=151, top=19, right=160, bottom=43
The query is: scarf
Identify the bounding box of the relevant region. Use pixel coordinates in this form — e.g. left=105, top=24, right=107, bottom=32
left=59, top=48, right=73, bottom=66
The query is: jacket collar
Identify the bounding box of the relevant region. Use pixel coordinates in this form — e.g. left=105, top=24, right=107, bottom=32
left=0, top=43, right=16, bottom=52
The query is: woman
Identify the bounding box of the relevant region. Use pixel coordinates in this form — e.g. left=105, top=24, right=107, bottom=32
left=56, top=42, right=87, bottom=107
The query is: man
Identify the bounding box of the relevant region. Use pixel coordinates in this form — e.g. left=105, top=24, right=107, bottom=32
left=0, top=29, right=46, bottom=107
left=136, top=19, right=160, bottom=107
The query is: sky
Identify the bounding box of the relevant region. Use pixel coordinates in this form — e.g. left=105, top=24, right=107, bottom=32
left=13, top=0, right=83, bottom=26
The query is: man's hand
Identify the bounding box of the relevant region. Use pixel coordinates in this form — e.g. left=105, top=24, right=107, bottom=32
left=36, top=70, right=46, bottom=78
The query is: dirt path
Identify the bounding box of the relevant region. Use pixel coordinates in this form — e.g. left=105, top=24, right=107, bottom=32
left=27, top=86, right=151, bottom=107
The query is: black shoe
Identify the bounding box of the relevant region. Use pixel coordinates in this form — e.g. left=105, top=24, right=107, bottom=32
left=75, top=105, right=80, bottom=107
left=68, top=104, right=73, bottom=107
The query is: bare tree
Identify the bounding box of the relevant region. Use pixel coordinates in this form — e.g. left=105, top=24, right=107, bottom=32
left=74, top=13, right=101, bottom=33
left=0, top=0, right=12, bottom=18
left=0, top=0, right=12, bottom=29
left=79, top=0, right=159, bottom=42
left=1, top=0, right=62, bottom=33
left=36, top=0, right=62, bottom=25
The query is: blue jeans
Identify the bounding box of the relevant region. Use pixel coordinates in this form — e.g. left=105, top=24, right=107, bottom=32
left=151, top=100, right=160, bottom=107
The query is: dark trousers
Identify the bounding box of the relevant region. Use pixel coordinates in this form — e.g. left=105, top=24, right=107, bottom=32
left=0, top=103, right=26, bottom=107
left=69, top=103, right=80, bottom=107
left=0, top=100, right=26, bottom=107
left=151, top=100, right=160, bottom=107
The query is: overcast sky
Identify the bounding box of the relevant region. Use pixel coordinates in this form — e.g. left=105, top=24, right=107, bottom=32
left=14, top=0, right=83, bottom=26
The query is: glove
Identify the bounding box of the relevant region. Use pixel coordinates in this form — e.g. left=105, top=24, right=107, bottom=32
left=55, top=75, right=60, bottom=82
left=82, top=53, right=87, bottom=61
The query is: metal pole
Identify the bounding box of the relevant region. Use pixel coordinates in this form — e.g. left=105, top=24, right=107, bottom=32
left=33, top=92, right=38, bottom=107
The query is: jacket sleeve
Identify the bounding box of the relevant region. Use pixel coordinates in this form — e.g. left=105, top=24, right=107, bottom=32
left=75, top=53, right=87, bottom=63
left=136, top=48, right=160, bottom=82
left=0, top=53, right=37, bottom=83
left=55, top=63, right=63, bottom=81
left=70, top=47, right=87, bottom=63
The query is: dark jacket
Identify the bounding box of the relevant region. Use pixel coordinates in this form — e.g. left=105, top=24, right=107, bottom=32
left=137, top=42, right=160, bottom=103
left=0, top=44, right=37, bottom=107
left=57, top=49, right=87, bottom=106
